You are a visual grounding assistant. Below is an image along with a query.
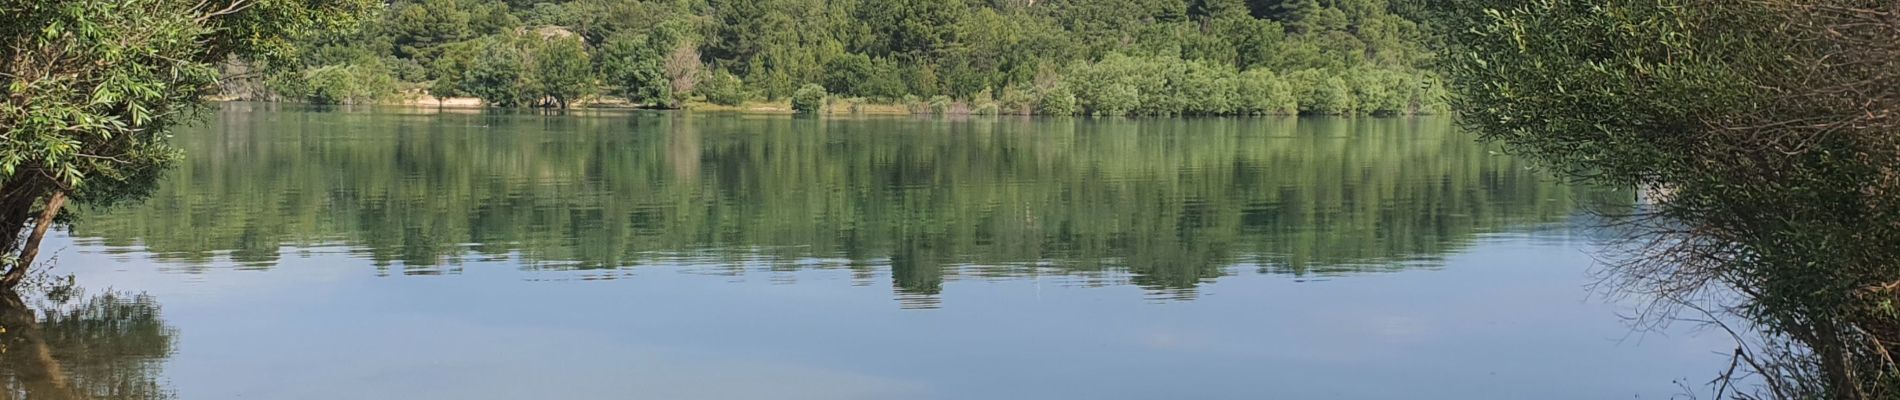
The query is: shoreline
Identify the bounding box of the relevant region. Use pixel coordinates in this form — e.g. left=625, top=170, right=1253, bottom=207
left=213, top=97, right=1440, bottom=118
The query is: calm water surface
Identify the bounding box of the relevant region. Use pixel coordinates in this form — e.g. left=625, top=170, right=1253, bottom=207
left=22, top=104, right=1729, bottom=399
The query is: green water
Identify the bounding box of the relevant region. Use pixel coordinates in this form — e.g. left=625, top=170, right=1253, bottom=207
left=18, top=104, right=1723, bottom=399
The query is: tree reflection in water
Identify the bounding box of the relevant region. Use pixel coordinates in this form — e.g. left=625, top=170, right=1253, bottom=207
left=0, top=285, right=174, bottom=400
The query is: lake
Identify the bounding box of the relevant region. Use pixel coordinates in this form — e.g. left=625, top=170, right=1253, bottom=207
left=22, top=103, right=1730, bottom=399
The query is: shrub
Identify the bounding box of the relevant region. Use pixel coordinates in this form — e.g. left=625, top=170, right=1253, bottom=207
left=1348, top=68, right=1409, bottom=116
left=299, top=63, right=399, bottom=105
left=429, top=35, right=534, bottom=107
left=697, top=69, right=748, bottom=106
left=791, top=84, right=827, bottom=114
left=1236, top=69, right=1296, bottom=115
left=1067, top=54, right=1171, bottom=116
left=997, top=85, right=1038, bottom=115
left=1037, top=85, right=1078, bottom=116
left=532, top=37, right=593, bottom=108
left=599, top=33, right=671, bottom=107
left=972, top=101, right=999, bottom=115
left=1287, top=69, right=1355, bottom=115
left=928, top=95, right=953, bottom=114
left=1090, top=82, right=1140, bottom=116
left=1177, top=60, right=1239, bottom=115
left=902, top=94, right=930, bottom=114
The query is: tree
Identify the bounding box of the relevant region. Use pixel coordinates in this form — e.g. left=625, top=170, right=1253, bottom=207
left=600, top=33, right=672, bottom=107
left=1235, top=69, right=1296, bottom=115
left=853, top=0, right=966, bottom=58
left=662, top=42, right=703, bottom=108
left=791, top=84, right=828, bottom=114
left=1437, top=0, right=1900, bottom=398
left=280, top=60, right=400, bottom=105
left=697, top=69, right=749, bottom=106
left=534, top=36, right=594, bottom=108
left=452, top=35, right=534, bottom=107
left=239, top=0, right=1447, bottom=116
left=0, top=0, right=371, bottom=290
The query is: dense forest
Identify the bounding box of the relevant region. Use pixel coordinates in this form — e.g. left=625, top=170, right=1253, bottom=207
left=242, top=0, right=1448, bottom=116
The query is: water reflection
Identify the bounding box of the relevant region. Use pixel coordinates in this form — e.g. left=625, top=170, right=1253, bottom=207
left=69, top=104, right=1617, bottom=305
left=0, top=289, right=174, bottom=400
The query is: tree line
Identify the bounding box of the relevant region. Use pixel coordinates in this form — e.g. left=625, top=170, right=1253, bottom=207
left=247, top=0, right=1449, bottom=116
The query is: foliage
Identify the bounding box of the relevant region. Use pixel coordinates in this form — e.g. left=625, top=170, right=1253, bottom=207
left=1235, top=69, right=1297, bottom=115
left=1436, top=0, right=1900, bottom=398
left=1285, top=69, right=1355, bottom=115
left=599, top=34, right=671, bottom=106
left=997, top=85, right=1039, bottom=115
left=253, top=0, right=1445, bottom=114
left=1036, top=85, right=1079, bottom=116
left=439, top=35, right=533, bottom=107
left=533, top=36, right=594, bottom=108
left=697, top=69, right=750, bottom=106
left=432, top=33, right=594, bottom=107
left=1054, top=53, right=1436, bottom=116
left=791, top=84, right=828, bottom=114
left=277, top=60, right=399, bottom=104
left=0, top=0, right=372, bottom=289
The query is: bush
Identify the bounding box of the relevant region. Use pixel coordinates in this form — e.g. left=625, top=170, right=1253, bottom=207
left=1176, top=60, right=1238, bottom=115
left=1287, top=69, right=1356, bottom=115
left=1067, top=54, right=1173, bottom=116
left=697, top=69, right=748, bottom=106
left=430, top=35, right=534, bottom=107
left=824, top=53, right=905, bottom=99
left=1348, top=68, right=1409, bottom=116
left=1037, top=85, right=1078, bottom=116
left=599, top=33, right=671, bottom=107
left=299, top=63, right=399, bottom=105
left=1090, top=83, right=1140, bottom=116
left=998, top=85, right=1038, bottom=115
left=791, top=84, right=827, bottom=114
left=1235, top=69, right=1296, bottom=115
left=532, top=37, right=594, bottom=108
left=972, top=101, right=999, bottom=115
left=928, top=95, right=953, bottom=114
left=901, top=94, right=930, bottom=114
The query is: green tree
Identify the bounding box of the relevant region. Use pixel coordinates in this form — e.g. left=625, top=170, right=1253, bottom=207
left=388, top=0, right=521, bottom=66
left=534, top=36, right=595, bottom=109
left=0, top=0, right=371, bottom=290
left=854, top=0, right=966, bottom=58
left=1037, top=85, right=1079, bottom=116
left=697, top=69, right=750, bottom=106
left=1437, top=0, right=1900, bottom=397
left=238, top=0, right=1446, bottom=117
left=791, top=84, right=828, bottom=114
left=1235, top=69, right=1296, bottom=115
left=450, top=35, right=534, bottom=107
left=1286, top=69, right=1354, bottom=115
left=296, top=62, right=401, bottom=105
left=600, top=34, right=672, bottom=107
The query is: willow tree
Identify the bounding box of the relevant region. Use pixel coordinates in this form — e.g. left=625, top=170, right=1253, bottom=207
left=0, top=0, right=370, bottom=290
left=1437, top=0, right=1900, bottom=398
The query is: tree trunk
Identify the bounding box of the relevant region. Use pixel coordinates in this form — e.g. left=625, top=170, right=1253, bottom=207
left=0, top=174, right=46, bottom=253
left=3, top=190, right=66, bottom=291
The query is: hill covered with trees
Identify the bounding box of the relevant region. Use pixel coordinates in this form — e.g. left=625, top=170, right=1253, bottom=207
left=246, top=0, right=1448, bottom=116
